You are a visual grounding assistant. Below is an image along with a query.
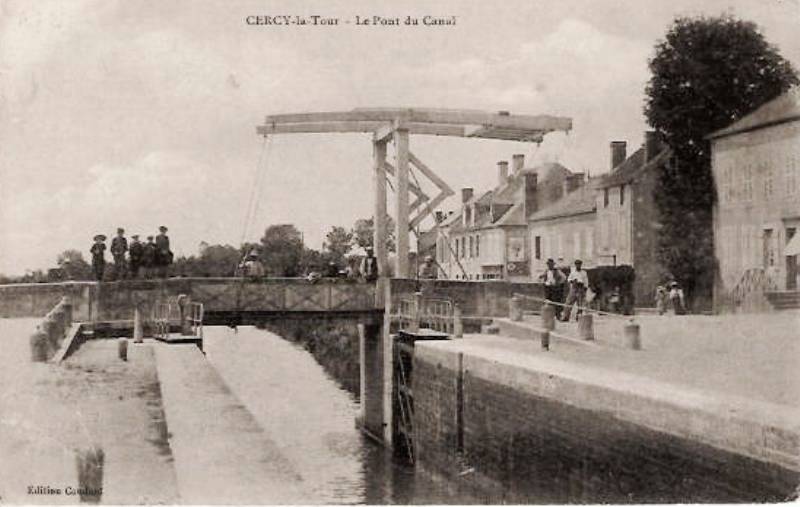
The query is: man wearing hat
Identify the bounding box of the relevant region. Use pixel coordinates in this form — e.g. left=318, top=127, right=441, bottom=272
left=90, top=235, right=107, bottom=281
left=110, top=228, right=128, bottom=280
left=243, top=250, right=265, bottom=279
left=142, top=236, right=157, bottom=279
left=561, top=259, right=589, bottom=322
left=360, top=247, right=379, bottom=282
left=155, top=226, right=172, bottom=279
left=539, top=258, right=566, bottom=319
left=128, top=235, right=144, bottom=279
left=419, top=255, right=438, bottom=280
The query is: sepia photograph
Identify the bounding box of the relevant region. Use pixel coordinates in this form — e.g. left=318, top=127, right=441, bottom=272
left=0, top=0, right=799, bottom=504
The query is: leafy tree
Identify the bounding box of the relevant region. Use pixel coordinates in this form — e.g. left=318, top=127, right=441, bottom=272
left=352, top=216, right=396, bottom=253
left=323, top=226, right=353, bottom=266
left=260, top=224, right=304, bottom=277
left=644, top=15, right=797, bottom=307
left=56, top=249, right=93, bottom=280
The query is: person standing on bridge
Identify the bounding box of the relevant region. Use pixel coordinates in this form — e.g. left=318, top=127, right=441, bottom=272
left=129, top=235, right=144, bottom=279
left=142, top=236, right=156, bottom=279
left=419, top=255, right=438, bottom=280
left=155, top=226, right=172, bottom=279
left=561, top=259, right=588, bottom=322
left=110, top=227, right=128, bottom=280
left=90, top=234, right=107, bottom=281
left=360, top=247, right=379, bottom=283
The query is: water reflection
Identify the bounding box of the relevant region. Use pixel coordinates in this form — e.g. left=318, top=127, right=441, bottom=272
left=203, top=325, right=477, bottom=504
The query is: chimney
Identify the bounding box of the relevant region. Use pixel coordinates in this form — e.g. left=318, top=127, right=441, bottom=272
left=497, top=161, right=509, bottom=186
left=610, top=141, right=627, bottom=170
left=644, top=131, right=661, bottom=163
left=461, top=187, right=473, bottom=203
left=512, top=154, right=525, bottom=174
left=524, top=172, right=539, bottom=215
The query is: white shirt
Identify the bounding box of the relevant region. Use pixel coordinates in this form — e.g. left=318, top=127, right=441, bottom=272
left=567, top=267, right=588, bottom=287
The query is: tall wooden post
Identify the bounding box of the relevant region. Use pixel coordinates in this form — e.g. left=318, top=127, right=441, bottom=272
left=394, top=128, right=410, bottom=278
left=373, top=139, right=388, bottom=307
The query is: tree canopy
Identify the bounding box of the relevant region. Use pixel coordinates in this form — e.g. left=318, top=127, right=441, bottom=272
left=260, top=224, right=304, bottom=277
left=644, top=15, right=797, bottom=306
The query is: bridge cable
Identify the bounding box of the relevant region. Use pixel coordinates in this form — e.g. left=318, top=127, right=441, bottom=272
left=240, top=135, right=271, bottom=246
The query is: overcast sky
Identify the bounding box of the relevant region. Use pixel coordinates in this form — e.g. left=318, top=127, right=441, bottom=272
left=1, top=0, right=798, bottom=275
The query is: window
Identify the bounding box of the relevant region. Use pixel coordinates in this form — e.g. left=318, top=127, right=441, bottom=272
left=461, top=237, right=465, bottom=259
left=469, top=236, right=474, bottom=258
left=764, top=165, right=774, bottom=199
left=619, top=184, right=625, bottom=205
left=534, top=235, right=541, bottom=260
left=743, top=165, right=753, bottom=201
left=787, top=156, right=798, bottom=196
left=476, top=235, right=480, bottom=257
left=603, top=188, right=609, bottom=207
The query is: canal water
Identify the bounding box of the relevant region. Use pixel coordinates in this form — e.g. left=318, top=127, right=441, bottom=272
left=203, top=325, right=479, bottom=504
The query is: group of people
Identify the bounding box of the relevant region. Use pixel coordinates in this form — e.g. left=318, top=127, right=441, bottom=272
left=655, top=281, right=686, bottom=315
left=539, top=258, right=591, bottom=321
left=306, top=247, right=380, bottom=283
left=90, top=226, right=173, bottom=281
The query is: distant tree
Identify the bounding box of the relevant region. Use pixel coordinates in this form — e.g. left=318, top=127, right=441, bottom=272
left=644, top=14, right=798, bottom=307
left=260, top=224, right=304, bottom=277
left=56, top=249, right=93, bottom=280
left=352, top=216, right=396, bottom=253
left=323, top=226, right=353, bottom=266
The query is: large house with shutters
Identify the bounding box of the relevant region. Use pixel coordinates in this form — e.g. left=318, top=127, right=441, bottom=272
left=709, top=87, right=800, bottom=312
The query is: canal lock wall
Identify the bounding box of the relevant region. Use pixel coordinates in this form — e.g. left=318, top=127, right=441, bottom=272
left=410, top=343, right=800, bottom=503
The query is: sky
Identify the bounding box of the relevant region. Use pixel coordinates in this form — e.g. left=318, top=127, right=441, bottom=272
left=1, top=0, right=799, bottom=275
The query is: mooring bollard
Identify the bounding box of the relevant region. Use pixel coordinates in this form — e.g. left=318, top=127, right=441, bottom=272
left=133, top=305, right=144, bottom=344
left=540, top=330, right=550, bottom=351
left=624, top=319, right=641, bottom=350
left=509, top=295, right=522, bottom=322
left=30, top=329, right=50, bottom=362
left=61, top=296, right=73, bottom=327
left=75, top=447, right=104, bottom=504
left=541, top=301, right=556, bottom=331
left=578, top=313, right=594, bottom=341
left=118, top=338, right=128, bottom=361
left=453, top=304, right=463, bottom=338
left=180, top=296, right=193, bottom=336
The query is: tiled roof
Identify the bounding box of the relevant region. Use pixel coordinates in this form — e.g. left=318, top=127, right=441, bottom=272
left=494, top=201, right=527, bottom=226
left=708, top=87, right=800, bottom=140
left=528, top=182, right=597, bottom=222
left=597, top=148, right=670, bottom=188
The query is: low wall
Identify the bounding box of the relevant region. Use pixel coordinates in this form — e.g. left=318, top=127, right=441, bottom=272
left=0, top=282, right=94, bottom=321
left=390, top=279, right=544, bottom=319
left=412, top=343, right=799, bottom=503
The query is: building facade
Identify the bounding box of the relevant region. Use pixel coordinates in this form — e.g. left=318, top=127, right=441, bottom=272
left=528, top=133, right=669, bottom=306
left=709, top=88, right=800, bottom=312
left=435, top=154, right=582, bottom=281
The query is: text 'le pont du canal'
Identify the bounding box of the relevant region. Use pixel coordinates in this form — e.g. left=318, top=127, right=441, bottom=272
left=245, top=15, right=457, bottom=27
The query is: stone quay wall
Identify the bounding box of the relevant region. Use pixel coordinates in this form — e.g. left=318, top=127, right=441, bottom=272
left=412, top=344, right=799, bottom=503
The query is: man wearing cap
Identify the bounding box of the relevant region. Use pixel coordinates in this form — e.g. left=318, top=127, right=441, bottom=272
left=110, top=228, right=128, bottom=280
left=539, top=258, right=566, bottom=319
left=90, top=235, right=107, bottom=281
left=129, top=235, right=144, bottom=279
left=561, top=259, right=589, bottom=322
left=360, top=247, right=379, bottom=283
left=155, top=226, right=172, bottom=278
